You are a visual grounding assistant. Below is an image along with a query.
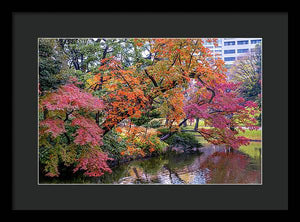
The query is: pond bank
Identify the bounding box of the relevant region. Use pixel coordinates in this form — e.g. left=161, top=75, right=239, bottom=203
left=107, top=145, right=204, bottom=168
left=39, top=141, right=261, bottom=184
left=98, top=142, right=261, bottom=184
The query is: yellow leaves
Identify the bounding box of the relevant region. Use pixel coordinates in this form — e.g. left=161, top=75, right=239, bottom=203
left=102, top=75, right=111, bottom=81
left=86, top=74, right=100, bottom=89
left=159, top=90, right=186, bottom=128
left=86, top=78, right=94, bottom=87
left=119, top=125, right=161, bottom=157
left=107, top=84, right=118, bottom=91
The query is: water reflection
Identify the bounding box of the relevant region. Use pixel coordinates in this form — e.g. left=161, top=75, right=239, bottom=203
left=40, top=142, right=261, bottom=185
left=98, top=143, right=261, bottom=184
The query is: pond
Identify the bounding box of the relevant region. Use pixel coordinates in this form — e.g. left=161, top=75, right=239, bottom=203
left=39, top=142, right=261, bottom=185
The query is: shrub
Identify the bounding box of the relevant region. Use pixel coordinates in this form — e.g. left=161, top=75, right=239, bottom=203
left=157, top=127, right=170, bottom=135
left=101, top=129, right=127, bottom=160
left=165, top=132, right=201, bottom=149
left=130, top=109, right=161, bottom=126
left=146, top=119, right=163, bottom=128
left=157, top=127, right=202, bottom=149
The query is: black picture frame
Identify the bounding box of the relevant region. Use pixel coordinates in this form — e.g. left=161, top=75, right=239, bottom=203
left=11, top=11, right=294, bottom=211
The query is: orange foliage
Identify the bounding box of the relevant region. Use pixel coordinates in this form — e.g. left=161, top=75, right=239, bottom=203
left=91, top=38, right=227, bottom=133
left=119, top=125, right=160, bottom=157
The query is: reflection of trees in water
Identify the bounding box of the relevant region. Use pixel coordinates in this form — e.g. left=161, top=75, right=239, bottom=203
left=98, top=164, right=130, bottom=184
left=163, top=165, right=186, bottom=184
left=132, top=157, right=168, bottom=175
left=40, top=144, right=261, bottom=184
left=102, top=153, right=201, bottom=184
left=99, top=147, right=261, bottom=184
left=201, top=151, right=261, bottom=184
left=165, top=153, right=198, bottom=171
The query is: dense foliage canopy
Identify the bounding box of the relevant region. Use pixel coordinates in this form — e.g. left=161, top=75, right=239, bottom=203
left=39, top=38, right=261, bottom=178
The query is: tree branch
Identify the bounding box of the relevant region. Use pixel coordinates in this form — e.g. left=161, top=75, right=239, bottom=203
left=160, top=75, right=215, bottom=141
left=144, top=69, right=158, bottom=87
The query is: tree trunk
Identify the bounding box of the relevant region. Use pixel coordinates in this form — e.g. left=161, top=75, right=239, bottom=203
left=96, top=45, right=109, bottom=91
left=95, top=111, right=100, bottom=125
left=43, top=109, right=48, bottom=120
left=194, top=118, right=199, bottom=131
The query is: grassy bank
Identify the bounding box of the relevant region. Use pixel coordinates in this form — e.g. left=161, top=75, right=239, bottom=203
left=239, top=141, right=262, bottom=160
left=237, top=129, right=262, bottom=140
left=181, top=120, right=262, bottom=144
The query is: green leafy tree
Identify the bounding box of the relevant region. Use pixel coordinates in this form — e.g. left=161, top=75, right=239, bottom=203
left=228, top=44, right=262, bottom=125
left=39, top=39, right=66, bottom=92
left=229, top=44, right=262, bottom=103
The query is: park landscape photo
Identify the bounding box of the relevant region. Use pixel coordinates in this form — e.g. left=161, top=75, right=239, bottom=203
left=38, top=38, right=262, bottom=184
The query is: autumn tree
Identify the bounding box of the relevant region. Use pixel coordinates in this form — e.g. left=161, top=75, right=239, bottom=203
left=39, top=38, right=261, bottom=178
left=39, top=77, right=112, bottom=177
left=184, top=81, right=260, bottom=149
left=87, top=38, right=259, bottom=152
left=39, top=38, right=153, bottom=177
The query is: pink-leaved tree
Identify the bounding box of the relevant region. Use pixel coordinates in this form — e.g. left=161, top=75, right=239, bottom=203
left=39, top=77, right=112, bottom=177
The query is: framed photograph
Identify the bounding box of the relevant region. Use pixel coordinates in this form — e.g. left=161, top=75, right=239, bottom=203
left=12, top=11, right=291, bottom=211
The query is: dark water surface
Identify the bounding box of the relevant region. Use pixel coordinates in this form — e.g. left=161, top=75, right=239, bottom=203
left=40, top=142, right=261, bottom=184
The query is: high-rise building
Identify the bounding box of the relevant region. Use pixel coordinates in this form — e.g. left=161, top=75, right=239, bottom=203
left=203, top=38, right=262, bottom=69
